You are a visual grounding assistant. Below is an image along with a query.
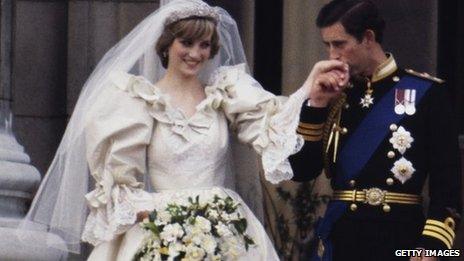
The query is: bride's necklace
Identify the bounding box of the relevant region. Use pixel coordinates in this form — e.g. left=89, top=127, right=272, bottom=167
left=359, top=78, right=374, bottom=108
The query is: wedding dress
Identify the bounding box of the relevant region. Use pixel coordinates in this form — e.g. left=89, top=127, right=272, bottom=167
left=19, top=1, right=308, bottom=259
left=82, top=64, right=307, bottom=260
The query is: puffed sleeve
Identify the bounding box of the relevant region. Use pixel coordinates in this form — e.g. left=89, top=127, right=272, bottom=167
left=81, top=71, right=156, bottom=246
left=205, top=64, right=308, bottom=184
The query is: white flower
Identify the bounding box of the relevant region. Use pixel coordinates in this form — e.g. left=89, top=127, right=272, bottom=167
left=159, top=210, right=172, bottom=222
left=160, top=223, right=184, bottom=243
left=167, top=242, right=184, bottom=257
left=188, top=232, right=204, bottom=245
left=215, top=223, right=233, bottom=237
left=391, top=157, right=416, bottom=184
left=201, top=235, right=217, bottom=254
left=194, top=216, right=212, bottom=233
left=154, top=210, right=173, bottom=226
left=184, top=244, right=205, bottom=261
left=150, top=238, right=161, bottom=249
left=182, top=225, right=205, bottom=245
left=221, top=213, right=233, bottom=221
left=223, top=212, right=240, bottom=221
left=220, top=237, right=246, bottom=259
left=389, top=126, right=414, bottom=154
left=207, top=209, right=219, bottom=219
left=184, top=224, right=201, bottom=238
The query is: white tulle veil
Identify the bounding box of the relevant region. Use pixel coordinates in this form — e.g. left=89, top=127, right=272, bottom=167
left=18, top=0, right=263, bottom=255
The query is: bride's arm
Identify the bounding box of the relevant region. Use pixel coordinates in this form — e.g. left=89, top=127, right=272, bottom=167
left=206, top=62, right=347, bottom=184
left=82, top=75, right=155, bottom=246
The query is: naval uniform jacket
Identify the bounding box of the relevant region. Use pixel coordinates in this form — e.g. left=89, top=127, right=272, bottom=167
left=289, top=57, right=462, bottom=251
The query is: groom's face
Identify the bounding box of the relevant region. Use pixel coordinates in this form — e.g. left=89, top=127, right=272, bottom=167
left=320, top=22, right=370, bottom=77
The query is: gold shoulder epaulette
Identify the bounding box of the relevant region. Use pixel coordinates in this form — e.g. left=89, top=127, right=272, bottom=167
left=405, top=68, right=445, bottom=84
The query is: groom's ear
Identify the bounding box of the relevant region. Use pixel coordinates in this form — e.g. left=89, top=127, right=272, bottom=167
left=362, top=29, right=376, bottom=45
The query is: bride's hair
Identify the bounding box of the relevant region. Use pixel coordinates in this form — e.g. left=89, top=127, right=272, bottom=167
left=156, top=17, right=220, bottom=68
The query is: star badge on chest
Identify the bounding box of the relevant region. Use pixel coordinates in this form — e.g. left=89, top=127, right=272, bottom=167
left=360, top=93, right=374, bottom=108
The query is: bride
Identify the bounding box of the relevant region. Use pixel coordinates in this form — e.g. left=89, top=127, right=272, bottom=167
left=20, top=0, right=348, bottom=260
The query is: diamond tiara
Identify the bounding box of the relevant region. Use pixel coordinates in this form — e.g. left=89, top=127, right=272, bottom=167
left=164, top=3, right=220, bottom=26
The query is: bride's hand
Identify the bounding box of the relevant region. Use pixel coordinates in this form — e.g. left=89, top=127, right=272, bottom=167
left=303, top=60, right=349, bottom=107
left=136, top=211, right=150, bottom=222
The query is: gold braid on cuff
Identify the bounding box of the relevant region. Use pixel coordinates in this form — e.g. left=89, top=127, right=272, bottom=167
left=297, top=122, right=324, bottom=141
left=422, top=218, right=456, bottom=249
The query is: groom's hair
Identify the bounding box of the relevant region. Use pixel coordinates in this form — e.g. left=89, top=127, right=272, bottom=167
left=316, top=0, right=385, bottom=43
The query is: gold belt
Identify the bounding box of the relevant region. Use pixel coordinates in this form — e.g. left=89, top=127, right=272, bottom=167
left=332, top=188, right=422, bottom=206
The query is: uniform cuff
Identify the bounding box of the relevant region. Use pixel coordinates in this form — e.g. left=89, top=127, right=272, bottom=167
left=300, top=101, right=329, bottom=124
left=418, top=218, right=456, bottom=249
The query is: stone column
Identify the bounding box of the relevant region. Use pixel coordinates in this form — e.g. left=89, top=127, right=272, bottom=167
left=0, top=0, right=67, bottom=260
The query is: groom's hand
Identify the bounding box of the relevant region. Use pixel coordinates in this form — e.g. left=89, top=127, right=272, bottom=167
left=304, top=60, right=349, bottom=108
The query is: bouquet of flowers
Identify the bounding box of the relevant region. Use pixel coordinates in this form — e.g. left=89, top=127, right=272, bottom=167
left=134, top=194, right=255, bottom=261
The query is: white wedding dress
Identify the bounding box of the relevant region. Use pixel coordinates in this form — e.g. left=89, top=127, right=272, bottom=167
left=82, top=64, right=306, bottom=260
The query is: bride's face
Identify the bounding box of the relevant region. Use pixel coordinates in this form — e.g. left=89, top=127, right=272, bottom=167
left=167, top=34, right=212, bottom=78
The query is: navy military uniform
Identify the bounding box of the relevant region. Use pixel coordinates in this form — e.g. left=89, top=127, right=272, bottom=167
left=289, top=55, right=462, bottom=260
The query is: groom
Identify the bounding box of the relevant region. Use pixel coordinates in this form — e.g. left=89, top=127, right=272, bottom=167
left=290, top=0, right=462, bottom=260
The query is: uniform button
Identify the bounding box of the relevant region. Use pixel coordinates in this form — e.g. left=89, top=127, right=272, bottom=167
left=393, top=76, right=400, bottom=82
left=350, top=203, right=358, bottom=211
left=386, top=178, right=394, bottom=185
left=344, top=104, right=350, bottom=109
left=341, top=127, right=348, bottom=135
left=389, top=124, right=398, bottom=131
left=445, top=217, right=456, bottom=230
left=349, top=180, right=356, bottom=187
left=387, top=151, right=395, bottom=158
left=383, top=204, right=391, bottom=212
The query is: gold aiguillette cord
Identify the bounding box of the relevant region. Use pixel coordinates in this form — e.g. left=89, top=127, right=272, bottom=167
left=325, top=109, right=342, bottom=163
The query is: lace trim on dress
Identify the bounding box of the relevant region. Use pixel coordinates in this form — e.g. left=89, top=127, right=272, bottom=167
left=82, top=169, right=155, bottom=246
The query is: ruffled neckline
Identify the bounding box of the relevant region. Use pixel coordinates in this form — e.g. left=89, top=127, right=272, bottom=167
left=108, top=64, right=247, bottom=141
left=110, top=72, right=215, bottom=141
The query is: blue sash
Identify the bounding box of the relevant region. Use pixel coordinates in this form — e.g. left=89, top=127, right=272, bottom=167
left=312, top=76, right=433, bottom=261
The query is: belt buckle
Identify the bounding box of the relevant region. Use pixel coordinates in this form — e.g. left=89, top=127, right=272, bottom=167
left=363, top=188, right=386, bottom=206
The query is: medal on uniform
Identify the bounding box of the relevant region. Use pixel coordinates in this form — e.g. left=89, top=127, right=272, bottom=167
left=388, top=126, right=416, bottom=184
left=391, top=157, right=416, bottom=184
left=360, top=79, right=374, bottom=108
left=394, top=89, right=405, bottom=115
left=404, top=89, right=416, bottom=115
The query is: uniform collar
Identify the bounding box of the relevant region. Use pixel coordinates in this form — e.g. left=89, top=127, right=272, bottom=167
left=371, top=53, right=397, bottom=83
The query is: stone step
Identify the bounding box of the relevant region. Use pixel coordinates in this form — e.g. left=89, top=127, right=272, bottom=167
left=0, top=161, right=40, bottom=193
left=0, top=227, right=68, bottom=261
